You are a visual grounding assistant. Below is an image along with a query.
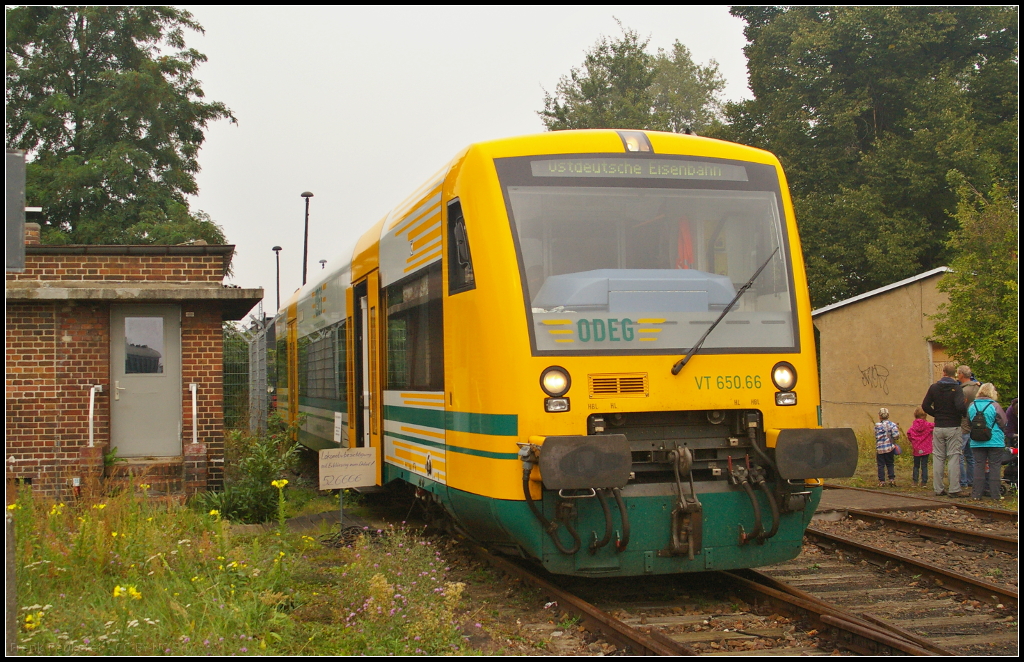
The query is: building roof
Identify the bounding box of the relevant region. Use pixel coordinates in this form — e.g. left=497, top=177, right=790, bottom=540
left=811, top=266, right=951, bottom=318
left=6, top=281, right=264, bottom=321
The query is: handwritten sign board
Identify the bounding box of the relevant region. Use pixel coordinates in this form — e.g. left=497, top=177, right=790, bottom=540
left=318, top=447, right=377, bottom=490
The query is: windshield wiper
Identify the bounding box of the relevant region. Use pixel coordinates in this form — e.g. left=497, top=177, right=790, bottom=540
left=671, top=247, right=779, bottom=376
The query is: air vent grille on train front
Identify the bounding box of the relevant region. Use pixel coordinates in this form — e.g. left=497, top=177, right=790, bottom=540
left=588, top=373, right=649, bottom=398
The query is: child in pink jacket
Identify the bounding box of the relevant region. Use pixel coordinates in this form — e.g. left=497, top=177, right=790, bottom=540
left=907, top=407, right=935, bottom=487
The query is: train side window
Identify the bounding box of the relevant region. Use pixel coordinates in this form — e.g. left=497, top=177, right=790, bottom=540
left=385, top=262, right=444, bottom=391
left=301, top=321, right=348, bottom=404
left=447, top=198, right=475, bottom=294
left=335, top=320, right=347, bottom=409
left=274, top=335, right=287, bottom=410
left=297, top=334, right=311, bottom=400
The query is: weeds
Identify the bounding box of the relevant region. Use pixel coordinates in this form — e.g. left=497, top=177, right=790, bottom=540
left=12, top=486, right=470, bottom=655
left=193, top=413, right=301, bottom=524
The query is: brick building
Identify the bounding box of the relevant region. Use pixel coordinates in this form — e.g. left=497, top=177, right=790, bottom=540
left=6, top=223, right=262, bottom=498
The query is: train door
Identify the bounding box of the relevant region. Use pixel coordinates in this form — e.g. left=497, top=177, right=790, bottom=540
left=349, top=272, right=383, bottom=485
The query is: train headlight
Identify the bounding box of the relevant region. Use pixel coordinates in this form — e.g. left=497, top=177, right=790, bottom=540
left=771, top=362, right=797, bottom=392
left=540, top=366, right=571, bottom=397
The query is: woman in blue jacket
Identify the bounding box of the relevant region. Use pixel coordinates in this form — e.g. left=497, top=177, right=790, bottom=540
left=968, top=383, right=1007, bottom=500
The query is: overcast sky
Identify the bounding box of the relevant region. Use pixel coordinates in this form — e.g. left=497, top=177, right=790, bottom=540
left=181, top=6, right=751, bottom=317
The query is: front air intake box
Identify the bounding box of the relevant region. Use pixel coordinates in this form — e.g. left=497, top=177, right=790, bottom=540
left=538, top=434, right=632, bottom=490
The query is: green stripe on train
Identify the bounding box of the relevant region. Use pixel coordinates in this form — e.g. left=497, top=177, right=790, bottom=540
left=382, top=405, right=518, bottom=436
left=385, top=430, right=518, bottom=460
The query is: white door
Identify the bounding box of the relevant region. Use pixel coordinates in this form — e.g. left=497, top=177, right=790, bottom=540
left=110, top=305, right=182, bottom=457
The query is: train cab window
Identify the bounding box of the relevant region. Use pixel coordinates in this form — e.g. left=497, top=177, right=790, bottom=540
left=447, top=199, right=475, bottom=294
left=497, top=155, right=797, bottom=354
left=385, top=262, right=444, bottom=390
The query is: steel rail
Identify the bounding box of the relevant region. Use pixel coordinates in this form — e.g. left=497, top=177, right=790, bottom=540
left=720, top=570, right=938, bottom=656
left=805, top=525, right=1018, bottom=608
left=822, top=483, right=1019, bottom=522
left=468, top=543, right=694, bottom=656
left=471, top=535, right=943, bottom=657
left=845, top=507, right=1018, bottom=553
left=732, top=569, right=955, bottom=655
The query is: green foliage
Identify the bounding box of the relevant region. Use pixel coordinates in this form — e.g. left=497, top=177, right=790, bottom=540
left=931, top=183, right=1018, bottom=400
left=193, top=413, right=301, bottom=524
left=103, top=446, right=127, bottom=468
left=540, top=23, right=724, bottom=133
left=5, top=6, right=234, bottom=246
left=718, top=6, right=1018, bottom=307
left=12, top=487, right=471, bottom=655
left=298, top=529, right=468, bottom=654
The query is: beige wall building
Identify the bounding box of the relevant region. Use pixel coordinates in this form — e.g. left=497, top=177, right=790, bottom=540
left=813, top=267, right=951, bottom=434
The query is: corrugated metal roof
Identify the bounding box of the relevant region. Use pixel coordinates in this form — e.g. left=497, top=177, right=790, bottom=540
left=811, top=266, right=951, bottom=317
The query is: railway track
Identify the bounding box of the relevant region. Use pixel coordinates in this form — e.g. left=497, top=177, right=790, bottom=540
left=354, top=484, right=1017, bottom=655
left=769, top=484, right=1018, bottom=655
left=840, top=507, right=1017, bottom=553
left=822, top=483, right=1019, bottom=523
left=469, top=543, right=958, bottom=655
left=762, top=536, right=1017, bottom=655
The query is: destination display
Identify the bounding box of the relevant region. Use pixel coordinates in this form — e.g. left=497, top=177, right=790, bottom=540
left=531, top=158, right=748, bottom=181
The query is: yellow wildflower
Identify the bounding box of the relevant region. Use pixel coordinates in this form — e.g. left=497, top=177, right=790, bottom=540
left=113, top=585, right=126, bottom=598
left=6, top=503, right=19, bottom=511
left=92, top=503, right=107, bottom=510
left=24, top=612, right=43, bottom=631
left=139, top=483, right=151, bottom=491
left=209, top=509, right=220, bottom=518
left=271, top=479, right=288, bottom=489
left=127, top=586, right=142, bottom=600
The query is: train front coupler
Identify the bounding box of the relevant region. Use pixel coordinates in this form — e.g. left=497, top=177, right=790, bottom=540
left=664, top=446, right=702, bottom=559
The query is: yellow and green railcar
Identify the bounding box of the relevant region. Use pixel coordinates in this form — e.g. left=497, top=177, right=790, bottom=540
left=274, top=129, right=857, bottom=576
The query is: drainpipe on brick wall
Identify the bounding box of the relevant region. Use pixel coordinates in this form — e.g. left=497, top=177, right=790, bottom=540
left=190, top=383, right=198, bottom=446
left=87, top=384, right=103, bottom=446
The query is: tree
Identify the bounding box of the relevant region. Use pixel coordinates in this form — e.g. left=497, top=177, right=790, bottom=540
left=539, top=25, right=725, bottom=134
left=5, top=6, right=235, bottom=245
left=717, top=6, right=1018, bottom=308
left=931, top=182, right=1018, bottom=401
left=650, top=42, right=725, bottom=134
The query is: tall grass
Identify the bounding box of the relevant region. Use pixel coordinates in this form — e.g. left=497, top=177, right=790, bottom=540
left=11, top=483, right=469, bottom=655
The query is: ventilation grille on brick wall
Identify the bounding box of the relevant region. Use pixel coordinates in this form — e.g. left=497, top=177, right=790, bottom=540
left=588, top=373, right=649, bottom=398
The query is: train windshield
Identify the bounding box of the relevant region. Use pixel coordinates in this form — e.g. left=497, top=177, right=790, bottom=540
left=496, top=155, right=797, bottom=354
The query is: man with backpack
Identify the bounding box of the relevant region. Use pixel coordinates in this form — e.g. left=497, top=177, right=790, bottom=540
left=957, top=366, right=981, bottom=489
left=922, top=362, right=967, bottom=497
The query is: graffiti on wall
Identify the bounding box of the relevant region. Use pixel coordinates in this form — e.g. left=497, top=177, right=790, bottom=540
left=859, top=364, right=890, bottom=395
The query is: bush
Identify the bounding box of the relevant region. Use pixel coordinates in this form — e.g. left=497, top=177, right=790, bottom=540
left=193, top=413, right=301, bottom=523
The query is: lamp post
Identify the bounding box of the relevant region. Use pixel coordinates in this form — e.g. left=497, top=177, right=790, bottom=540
left=272, top=246, right=282, bottom=311
left=301, top=191, right=314, bottom=285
